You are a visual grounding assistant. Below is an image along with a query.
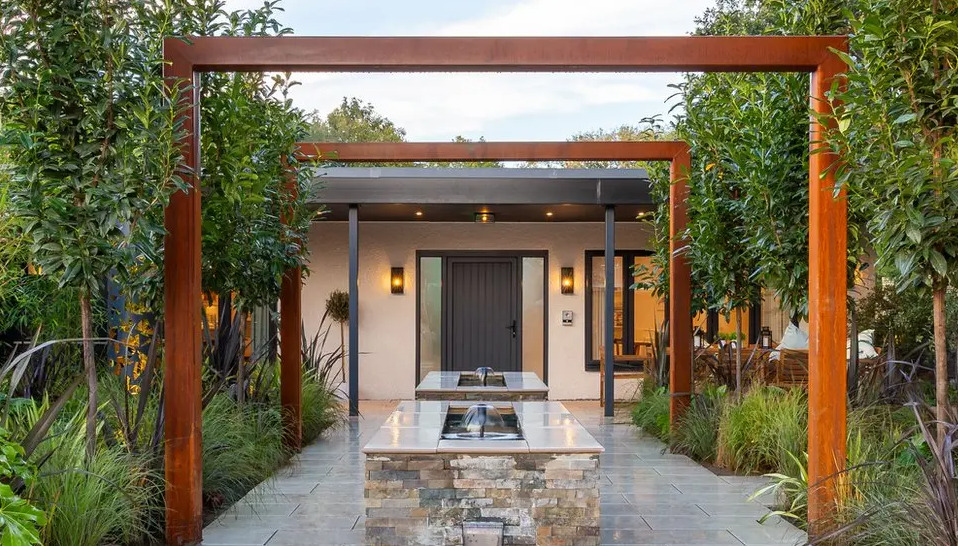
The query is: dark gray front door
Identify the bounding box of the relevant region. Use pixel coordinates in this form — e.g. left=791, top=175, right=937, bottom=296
left=443, top=257, right=520, bottom=372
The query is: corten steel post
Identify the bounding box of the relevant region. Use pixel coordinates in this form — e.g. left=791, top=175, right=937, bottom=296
left=279, top=165, right=303, bottom=451
left=669, top=147, right=693, bottom=421
left=162, top=46, right=203, bottom=546
left=807, top=51, right=847, bottom=528
left=163, top=36, right=848, bottom=544
left=280, top=268, right=302, bottom=448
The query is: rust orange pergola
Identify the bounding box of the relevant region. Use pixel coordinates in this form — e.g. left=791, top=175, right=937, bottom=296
left=163, top=36, right=848, bottom=545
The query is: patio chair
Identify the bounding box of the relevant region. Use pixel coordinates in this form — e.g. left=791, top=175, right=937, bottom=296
left=771, top=349, right=809, bottom=387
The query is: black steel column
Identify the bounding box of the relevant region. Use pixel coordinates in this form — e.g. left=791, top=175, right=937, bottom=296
left=604, top=206, right=615, bottom=417
left=348, top=205, right=359, bottom=417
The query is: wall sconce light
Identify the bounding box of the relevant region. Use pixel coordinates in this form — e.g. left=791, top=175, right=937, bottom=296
left=474, top=212, right=495, bottom=224
left=390, top=267, right=404, bottom=294
left=560, top=267, right=574, bottom=295
left=760, top=326, right=773, bottom=349
left=693, top=328, right=705, bottom=349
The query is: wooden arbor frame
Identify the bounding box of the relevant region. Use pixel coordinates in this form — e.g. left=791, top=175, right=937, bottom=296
left=163, top=36, right=848, bottom=545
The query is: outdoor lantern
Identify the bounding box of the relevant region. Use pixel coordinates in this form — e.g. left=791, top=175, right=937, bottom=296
left=390, top=267, right=404, bottom=294
left=693, top=328, right=704, bottom=349
left=474, top=211, right=495, bottom=224
left=560, top=267, right=574, bottom=294
left=760, top=326, right=773, bottom=349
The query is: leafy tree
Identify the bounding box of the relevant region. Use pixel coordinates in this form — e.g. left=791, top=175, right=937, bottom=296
left=307, top=97, right=406, bottom=143
left=423, top=136, right=503, bottom=168
left=0, top=0, right=185, bottom=457
left=174, top=0, right=314, bottom=396
left=307, top=97, right=408, bottom=168
left=827, top=0, right=958, bottom=435
left=677, top=0, right=855, bottom=391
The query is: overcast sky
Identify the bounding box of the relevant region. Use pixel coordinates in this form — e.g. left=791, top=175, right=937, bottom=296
left=223, top=0, right=715, bottom=140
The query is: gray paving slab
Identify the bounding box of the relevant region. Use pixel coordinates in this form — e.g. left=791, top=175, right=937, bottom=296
left=200, top=400, right=805, bottom=546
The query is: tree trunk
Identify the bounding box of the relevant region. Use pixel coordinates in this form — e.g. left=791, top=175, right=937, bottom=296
left=735, top=307, right=743, bottom=395
left=848, top=300, right=859, bottom=399
left=80, top=290, right=97, bottom=460
left=933, top=279, right=949, bottom=442
left=237, top=308, right=246, bottom=407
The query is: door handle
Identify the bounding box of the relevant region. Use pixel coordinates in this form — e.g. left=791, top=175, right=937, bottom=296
left=507, top=320, right=516, bottom=338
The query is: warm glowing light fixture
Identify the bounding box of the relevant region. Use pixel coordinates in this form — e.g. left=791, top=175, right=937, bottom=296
left=546, top=211, right=554, bottom=218
left=474, top=212, right=495, bottom=224
left=390, top=267, right=404, bottom=294
left=560, top=267, right=574, bottom=295
left=415, top=210, right=423, bottom=217
left=760, top=326, right=773, bottom=349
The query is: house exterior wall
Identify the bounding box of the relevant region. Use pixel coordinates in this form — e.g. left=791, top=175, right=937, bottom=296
left=303, top=221, right=653, bottom=401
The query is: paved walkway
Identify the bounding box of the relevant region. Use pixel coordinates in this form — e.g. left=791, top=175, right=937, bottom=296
left=202, top=401, right=806, bottom=546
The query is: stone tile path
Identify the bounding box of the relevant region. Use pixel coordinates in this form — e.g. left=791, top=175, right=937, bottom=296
left=202, top=401, right=806, bottom=546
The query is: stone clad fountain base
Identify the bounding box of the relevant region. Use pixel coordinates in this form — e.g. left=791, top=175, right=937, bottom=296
left=363, top=401, right=603, bottom=546
left=364, top=453, right=600, bottom=546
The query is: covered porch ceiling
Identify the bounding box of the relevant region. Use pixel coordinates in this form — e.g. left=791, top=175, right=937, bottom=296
left=309, top=167, right=653, bottom=222
left=316, top=203, right=654, bottom=222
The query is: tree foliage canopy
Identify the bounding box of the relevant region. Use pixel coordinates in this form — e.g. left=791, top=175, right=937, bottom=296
left=0, top=0, right=185, bottom=303
left=828, top=0, right=958, bottom=293
left=183, top=0, right=314, bottom=310
left=676, top=0, right=852, bottom=321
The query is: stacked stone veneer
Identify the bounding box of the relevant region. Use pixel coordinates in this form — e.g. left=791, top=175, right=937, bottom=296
left=415, top=391, right=548, bottom=402
left=364, top=453, right=600, bottom=546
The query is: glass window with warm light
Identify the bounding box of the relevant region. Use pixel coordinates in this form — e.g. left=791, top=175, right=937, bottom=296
left=585, top=250, right=660, bottom=370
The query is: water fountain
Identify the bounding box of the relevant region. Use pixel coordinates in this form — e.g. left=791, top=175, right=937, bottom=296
left=415, top=367, right=547, bottom=401
left=441, top=403, right=522, bottom=440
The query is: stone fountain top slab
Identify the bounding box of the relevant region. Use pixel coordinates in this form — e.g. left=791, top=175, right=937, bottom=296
left=414, top=371, right=549, bottom=394
left=362, top=400, right=604, bottom=455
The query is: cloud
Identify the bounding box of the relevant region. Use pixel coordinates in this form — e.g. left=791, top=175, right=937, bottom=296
left=438, top=0, right=713, bottom=36
left=289, top=71, right=673, bottom=139
left=239, top=0, right=713, bottom=139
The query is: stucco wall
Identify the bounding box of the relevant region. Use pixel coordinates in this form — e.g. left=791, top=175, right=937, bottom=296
left=303, top=221, right=654, bottom=401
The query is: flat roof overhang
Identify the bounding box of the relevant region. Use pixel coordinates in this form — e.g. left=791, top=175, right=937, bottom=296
left=308, top=167, right=652, bottom=221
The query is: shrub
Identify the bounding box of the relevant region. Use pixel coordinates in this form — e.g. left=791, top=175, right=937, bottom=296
left=301, top=372, right=346, bottom=444
left=33, top=431, right=158, bottom=546
left=672, top=384, right=726, bottom=463
left=631, top=386, right=670, bottom=441
left=717, top=386, right=807, bottom=474
left=202, top=395, right=289, bottom=510
left=0, top=429, right=45, bottom=546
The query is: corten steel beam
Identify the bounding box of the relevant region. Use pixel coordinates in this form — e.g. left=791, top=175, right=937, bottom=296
left=164, top=36, right=845, bottom=73
left=807, top=52, right=847, bottom=528
left=296, top=141, right=695, bottom=162
left=163, top=36, right=848, bottom=544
